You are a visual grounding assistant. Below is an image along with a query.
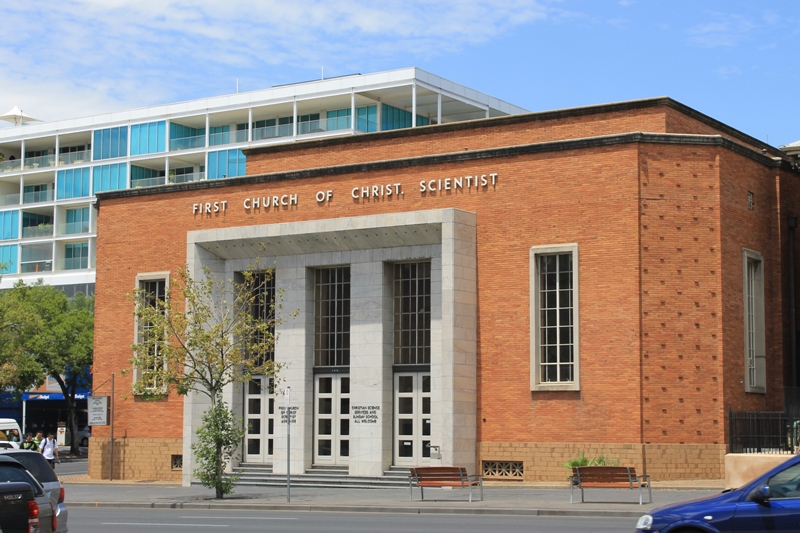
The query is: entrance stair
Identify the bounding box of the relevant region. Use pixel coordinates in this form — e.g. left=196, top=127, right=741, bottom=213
left=232, top=464, right=412, bottom=489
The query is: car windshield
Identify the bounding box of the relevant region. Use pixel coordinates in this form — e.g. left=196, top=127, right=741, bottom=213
left=4, top=452, right=58, bottom=483
left=0, top=465, right=43, bottom=496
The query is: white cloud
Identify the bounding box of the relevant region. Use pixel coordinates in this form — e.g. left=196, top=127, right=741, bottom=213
left=0, top=0, right=554, bottom=125
left=712, top=66, right=742, bottom=79
left=686, top=12, right=760, bottom=48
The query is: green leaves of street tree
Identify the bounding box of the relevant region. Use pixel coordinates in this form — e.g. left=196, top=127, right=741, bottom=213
left=0, top=281, right=94, bottom=455
left=131, top=261, right=292, bottom=498
left=192, top=398, right=244, bottom=499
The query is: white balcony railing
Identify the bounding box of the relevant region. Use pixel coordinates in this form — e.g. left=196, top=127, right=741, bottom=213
left=252, top=124, right=294, bottom=141
left=169, top=172, right=205, bottom=184
left=21, top=225, right=53, bottom=239
left=23, top=154, right=56, bottom=170
left=209, top=129, right=248, bottom=146
left=61, top=257, right=89, bottom=271
left=0, top=193, right=19, bottom=207
left=132, top=176, right=166, bottom=188
left=22, top=189, right=54, bottom=204
left=58, top=221, right=91, bottom=236
left=58, top=150, right=91, bottom=166
left=0, top=160, right=21, bottom=173
left=169, top=135, right=206, bottom=151
left=20, top=260, right=52, bottom=273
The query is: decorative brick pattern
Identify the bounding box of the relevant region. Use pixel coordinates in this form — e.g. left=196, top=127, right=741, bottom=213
left=87, top=438, right=182, bottom=482
left=477, top=442, right=726, bottom=481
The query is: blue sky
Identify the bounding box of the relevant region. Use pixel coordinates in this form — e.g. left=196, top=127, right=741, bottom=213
left=2, top=0, right=798, bottom=146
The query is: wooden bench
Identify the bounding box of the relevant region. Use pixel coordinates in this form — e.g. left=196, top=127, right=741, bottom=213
left=409, top=466, right=483, bottom=502
left=570, top=466, right=651, bottom=504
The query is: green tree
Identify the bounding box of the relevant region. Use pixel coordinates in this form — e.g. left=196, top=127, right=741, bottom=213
left=192, top=397, right=244, bottom=498
left=131, top=263, right=288, bottom=498
left=0, top=281, right=94, bottom=455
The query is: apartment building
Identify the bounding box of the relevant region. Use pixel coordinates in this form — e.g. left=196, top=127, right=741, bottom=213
left=0, top=68, right=525, bottom=295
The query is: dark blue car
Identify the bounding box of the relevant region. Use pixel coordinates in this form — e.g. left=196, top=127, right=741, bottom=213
left=636, top=453, right=800, bottom=532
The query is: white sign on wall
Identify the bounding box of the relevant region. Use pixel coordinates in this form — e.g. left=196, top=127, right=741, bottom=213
left=88, top=396, right=109, bottom=426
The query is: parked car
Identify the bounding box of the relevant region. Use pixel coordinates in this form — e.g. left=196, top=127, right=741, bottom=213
left=0, top=455, right=56, bottom=533
left=0, top=418, right=22, bottom=449
left=0, top=450, right=67, bottom=533
left=76, top=426, right=91, bottom=447
left=636, top=453, right=800, bottom=532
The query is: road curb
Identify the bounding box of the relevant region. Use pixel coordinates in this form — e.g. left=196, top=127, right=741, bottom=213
left=67, top=500, right=646, bottom=518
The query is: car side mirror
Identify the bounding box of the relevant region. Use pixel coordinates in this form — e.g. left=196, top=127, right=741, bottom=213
left=749, top=485, right=770, bottom=505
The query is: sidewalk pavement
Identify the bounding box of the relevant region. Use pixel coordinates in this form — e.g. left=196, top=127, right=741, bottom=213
left=58, top=473, right=728, bottom=518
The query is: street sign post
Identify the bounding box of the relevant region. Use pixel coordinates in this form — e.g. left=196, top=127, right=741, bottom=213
left=286, top=386, right=291, bottom=503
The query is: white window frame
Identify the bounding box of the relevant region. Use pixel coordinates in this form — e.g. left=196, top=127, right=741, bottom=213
left=530, top=244, right=579, bottom=391
left=133, top=271, right=170, bottom=391
left=743, top=249, right=766, bottom=393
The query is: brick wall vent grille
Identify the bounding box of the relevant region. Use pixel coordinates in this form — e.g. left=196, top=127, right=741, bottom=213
left=482, top=461, right=523, bottom=478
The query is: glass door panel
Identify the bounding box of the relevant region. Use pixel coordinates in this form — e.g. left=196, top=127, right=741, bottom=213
left=394, top=372, right=432, bottom=466
left=314, top=374, right=350, bottom=465
left=244, top=377, right=275, bottom=463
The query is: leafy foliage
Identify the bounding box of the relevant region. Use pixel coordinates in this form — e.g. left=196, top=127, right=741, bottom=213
left=192, top=398, right=244, bottom=498
left=130, top=263, right=285, bottom=401
left=130, top=261, right=292, bottom=497
left=0, top=281, right=94, bottom=454
left=562, top=453, right=620, bottom=469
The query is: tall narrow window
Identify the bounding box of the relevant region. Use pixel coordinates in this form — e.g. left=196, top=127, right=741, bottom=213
left=743, top=249, right=766, bottom=392
left=314, top=267, right=350, bottom=367
left=135, top=276, right=167, bottom=392
left=530, top=244, right=579, bottom=391
left=393, top=261, right=431, bottom=366
left=249, top=272, right=276, bottom=366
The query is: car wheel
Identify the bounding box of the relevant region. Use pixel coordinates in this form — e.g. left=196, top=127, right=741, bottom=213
left=81, top=437, right=88, bottom=447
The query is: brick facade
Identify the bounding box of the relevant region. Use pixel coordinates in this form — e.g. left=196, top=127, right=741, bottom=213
left=91, top=98, right=798, bottom=482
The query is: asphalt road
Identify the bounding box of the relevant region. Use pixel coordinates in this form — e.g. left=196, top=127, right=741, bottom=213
left=70, top=507, right=638, bottom=532
left=53, top=458, right=87, bottom=476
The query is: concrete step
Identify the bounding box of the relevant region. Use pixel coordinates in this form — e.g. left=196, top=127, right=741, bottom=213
left=232, top=464, right=410, bottom=488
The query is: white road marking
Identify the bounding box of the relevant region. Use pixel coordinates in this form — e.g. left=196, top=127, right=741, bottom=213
left=180, top=516, right=298, bottom=520
left=103, top=522, right=229, bottom=527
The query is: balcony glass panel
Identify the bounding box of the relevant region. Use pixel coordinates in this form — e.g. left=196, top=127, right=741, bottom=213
left=21, top=260, right=52, bottom=273
left=169, top=172, right=205, bottom=184
left=0, top=160, right=21, bottom=173
left=21, top=225, right=53, bottom=239
left=169, top=135, right=206, bottom=151
left=132, top=176, right=166, bottom=188
left=22, top=189, right=54, bottom=204
left=326, top=116, right=351, bottom=132
left=356, top=118, right=379, bottom=133
left=58, top=221, right=90, bottom=235
left=63, top=256, right=89, bottom=270
left=0, top=193, right=20, bottom=207
left=252, top=124, right=293, bottom=140
left=209, top=129, right=248, bottom=146
left=58, top=150, right=91, bottom=166
left=23, top=154, right=56, bottom=170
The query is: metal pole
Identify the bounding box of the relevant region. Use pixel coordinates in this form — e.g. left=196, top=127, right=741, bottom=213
left=789, top=216, right=798, bottom=388
left=110, top=373, right=114, bottom=481
left=286, top=386, right=291, bottom=503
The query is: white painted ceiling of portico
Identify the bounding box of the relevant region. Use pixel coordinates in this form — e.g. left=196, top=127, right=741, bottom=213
left=194, top=223, right=443, bottom=260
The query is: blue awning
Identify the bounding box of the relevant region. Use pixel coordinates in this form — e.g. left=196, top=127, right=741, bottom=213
left=22, top=393, right=89, bottom=401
